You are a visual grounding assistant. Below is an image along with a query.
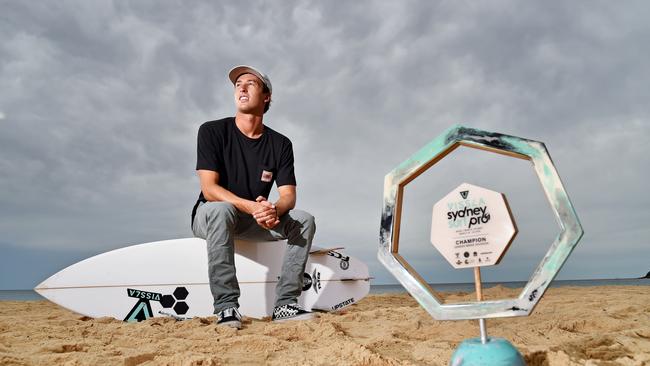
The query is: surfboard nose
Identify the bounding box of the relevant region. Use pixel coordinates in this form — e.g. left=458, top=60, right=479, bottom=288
left=34, top=278, right=54, bottom=304
left=34, top=273, right=58, bottom=298
left=34, top=280, right=45, bottom=292
left=34, top=264, right=67, bottom=291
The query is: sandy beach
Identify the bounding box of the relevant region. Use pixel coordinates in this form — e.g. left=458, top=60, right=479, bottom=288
left=1, top=285, right=649, bottom=365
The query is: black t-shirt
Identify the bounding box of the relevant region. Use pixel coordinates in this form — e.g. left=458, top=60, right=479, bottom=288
left=192, top=117, right=296, bottom=222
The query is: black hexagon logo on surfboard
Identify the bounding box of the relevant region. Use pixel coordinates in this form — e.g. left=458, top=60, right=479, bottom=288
left=124, top=287, right=190, bottom=322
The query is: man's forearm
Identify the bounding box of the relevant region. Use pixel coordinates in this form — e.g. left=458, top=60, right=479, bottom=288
left=202, top=183, right=256, bottom=214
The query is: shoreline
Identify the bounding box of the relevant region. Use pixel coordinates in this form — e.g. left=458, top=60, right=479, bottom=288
left=1, top=285, right=649, bottom=365
left=3, top=277, right=650, bottom=300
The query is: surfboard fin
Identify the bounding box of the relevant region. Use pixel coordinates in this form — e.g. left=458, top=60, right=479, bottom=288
left=158, top=311, right=193, bottom=321
left=309, top=246, right=345, bottom=254
left=339, top=277, right=373, bottom=282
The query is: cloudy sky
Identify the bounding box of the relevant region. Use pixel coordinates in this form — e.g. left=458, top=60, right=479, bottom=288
left=1, top=1, right=648, bottom=290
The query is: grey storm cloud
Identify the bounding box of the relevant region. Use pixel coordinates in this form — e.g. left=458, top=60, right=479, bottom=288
left=1, top=1, right=649, bottom=288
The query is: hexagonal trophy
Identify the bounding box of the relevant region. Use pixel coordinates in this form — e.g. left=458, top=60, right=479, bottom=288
left=378, top=125, right=584, bottom=364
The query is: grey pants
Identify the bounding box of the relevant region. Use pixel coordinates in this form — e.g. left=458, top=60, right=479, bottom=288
left=192, top=201, right=316, bottom=313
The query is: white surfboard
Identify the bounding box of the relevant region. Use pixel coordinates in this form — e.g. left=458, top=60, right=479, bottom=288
left=35, top=238, right=370, bottom=322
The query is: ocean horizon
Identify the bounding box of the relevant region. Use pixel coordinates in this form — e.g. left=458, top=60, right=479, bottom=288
left=3, top=277, right=648, bottom=301
left=369, top=277, right=650, bottom=294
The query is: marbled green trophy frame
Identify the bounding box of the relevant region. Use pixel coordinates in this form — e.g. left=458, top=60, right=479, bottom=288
left=378, top=125, right=583, bottom=320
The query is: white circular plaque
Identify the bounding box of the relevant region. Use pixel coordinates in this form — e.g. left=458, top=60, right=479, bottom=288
left=430, top=183, right=517, bottom=269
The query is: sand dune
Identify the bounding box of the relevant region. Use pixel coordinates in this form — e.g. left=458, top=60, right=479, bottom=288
left=1, top=286, right=649, bottom=365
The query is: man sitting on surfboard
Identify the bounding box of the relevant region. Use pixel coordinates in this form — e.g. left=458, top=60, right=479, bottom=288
left=191, top=65, right=316, bottom=329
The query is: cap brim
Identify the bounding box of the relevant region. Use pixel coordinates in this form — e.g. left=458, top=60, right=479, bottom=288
left=229, top=66, right=260, bottom=84
left=228, top=65, right=272, bottom=93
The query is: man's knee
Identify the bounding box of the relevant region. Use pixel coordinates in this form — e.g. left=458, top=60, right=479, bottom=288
left=289, top=210, right=316, bottom=231
left=202, top=201, right=238, bottom=227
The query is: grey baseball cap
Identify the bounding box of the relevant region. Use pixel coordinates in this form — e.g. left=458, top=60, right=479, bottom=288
left=228, top=65, right=272, bottom=93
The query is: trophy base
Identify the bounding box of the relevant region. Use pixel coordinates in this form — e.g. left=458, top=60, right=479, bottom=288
left=450, top=337, right=525, bottom=366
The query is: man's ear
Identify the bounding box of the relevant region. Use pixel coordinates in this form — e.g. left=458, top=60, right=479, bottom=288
left=264, top=94, right=271, bottom=103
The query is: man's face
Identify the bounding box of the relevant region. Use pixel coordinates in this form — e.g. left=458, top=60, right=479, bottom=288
left=234, top=73, right=270, bottom=114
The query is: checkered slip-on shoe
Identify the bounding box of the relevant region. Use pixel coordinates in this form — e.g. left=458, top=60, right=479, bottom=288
left=216, top=307, right=242, bottom=329
left=271, top=303, right=316, bottom=322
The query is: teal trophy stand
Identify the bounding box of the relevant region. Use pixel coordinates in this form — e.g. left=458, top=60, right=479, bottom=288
left=449, top=267, right=525, bottom=366
left=451, top=338, right=525, bottom=366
